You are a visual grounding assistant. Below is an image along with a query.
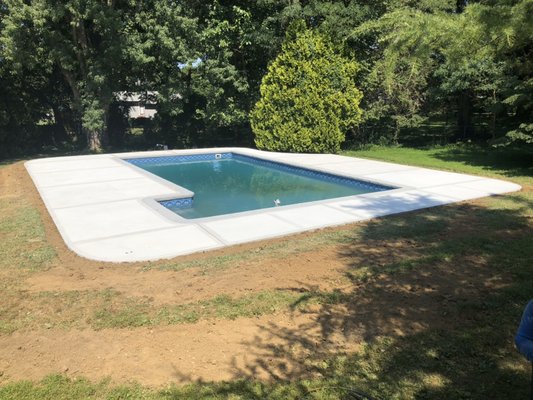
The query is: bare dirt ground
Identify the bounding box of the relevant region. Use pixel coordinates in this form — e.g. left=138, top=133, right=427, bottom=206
left=0, top=161, right=519, bottom=387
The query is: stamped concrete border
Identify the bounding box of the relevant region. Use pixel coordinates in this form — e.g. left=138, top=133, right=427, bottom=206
left=25, top=147, right=521, bottom=262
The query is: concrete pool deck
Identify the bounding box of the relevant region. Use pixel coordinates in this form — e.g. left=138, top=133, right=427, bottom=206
left=25, top=147, right=521, bottom=262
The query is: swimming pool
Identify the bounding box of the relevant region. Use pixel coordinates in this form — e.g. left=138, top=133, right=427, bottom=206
left=126, top=153, right=393, bottom=219
left=25, top=147, right=522, bottom=261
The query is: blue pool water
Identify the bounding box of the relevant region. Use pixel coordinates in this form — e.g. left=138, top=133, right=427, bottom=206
left=126, top=153, right=392, bottom=219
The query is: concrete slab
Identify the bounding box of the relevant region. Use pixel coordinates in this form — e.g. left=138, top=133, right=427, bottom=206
left=329, top=190, right=456, bottom=219
left=263, top=153, right=346, bottom=165
left=25, top=157, right=121, bottom=173
left=201, top=214, right=298, bottom=245
left=73, top=225, right=222, bottom=262
left=456, top=178, right=522, bottom=194
left=422, top=185, right=493, bottom=202
left=25, top=147, right=522, bottom=262
left=316, top=160, right=416, bottom=177
left=53, top=200, right=175, bottom=242
left=270, top=204, right=357, bottom=229
left=365, top=169, right=479, bottom=188
left=29, top=166, right=142, bottom=188
left=40, top=178, right=178, bottom=209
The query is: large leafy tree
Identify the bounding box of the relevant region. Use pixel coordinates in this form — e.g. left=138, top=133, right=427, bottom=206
left=251, top=23, right=363, bottom=153
left=133, top=1, right=273, bottom=149
left=119, top=0, right=198, bottom=148
left=0, top=0, right=197, bottom=151
left=161, top=2, right=252, bottom=147
left=1, top=0, right=125, bottom=150
left=152, top=0, right=382, bottom=149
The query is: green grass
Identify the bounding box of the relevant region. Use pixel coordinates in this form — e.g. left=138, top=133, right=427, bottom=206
left=91, top=290, right=306, bottom=330
left=0, top=198, right=56, bottom=272
left=1, top=144, right=532, bottom=399
left=1, top=288, right=313, bottom=333
left=1, top=373, right=373, bottom=400
left=343, top=144, right=533, bottom=184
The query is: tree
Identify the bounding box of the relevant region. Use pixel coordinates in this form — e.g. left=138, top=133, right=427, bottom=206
left=251, top=23, right=363, bottom=153
left=1, top=0, right=530, bottom=154
left=1, top=1, right=127, bottom=150
left=351, top=2, right=458, bottom=143
left=0, top=0, right=197, bottom=152
left=166, top=2, right=252, bottom=147
left=352, top=0, right=533, bottom=145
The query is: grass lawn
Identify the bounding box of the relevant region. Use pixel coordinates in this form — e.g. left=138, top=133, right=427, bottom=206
left=0, top=144, right=532, bottom=399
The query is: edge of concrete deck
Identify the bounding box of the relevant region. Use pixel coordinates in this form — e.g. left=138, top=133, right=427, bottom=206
left=25, top=147, right=522, bottom=262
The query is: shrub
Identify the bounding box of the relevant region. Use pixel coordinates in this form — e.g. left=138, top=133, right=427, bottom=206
left=251, top=25, right=363, bottom=153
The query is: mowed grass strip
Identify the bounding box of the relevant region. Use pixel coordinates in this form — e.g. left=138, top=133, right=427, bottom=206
left=343, top=144, right=533, bottom=180
left=1, top=288, right=313, bottom=333
left=91, top=290, right=305, bottom=329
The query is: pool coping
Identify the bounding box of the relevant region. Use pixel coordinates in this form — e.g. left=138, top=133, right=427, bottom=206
left=25, top=147, right=522, bottom=262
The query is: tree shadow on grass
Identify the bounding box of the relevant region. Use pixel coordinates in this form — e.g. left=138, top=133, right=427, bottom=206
left=430, top=145, right=533, bottom=179
left=360, top=202, right=533, bottom=399
left=327, top=198, right=533, bottom=398
left=167, top=197, right=532, bottom=399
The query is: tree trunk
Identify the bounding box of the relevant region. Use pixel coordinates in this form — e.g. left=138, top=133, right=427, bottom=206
left=59, top=66, right=86, bottom=144
left=86, top=103, right=111, bottom=152
left=491, top=89, right=497, bottom=140
left=393, top=118, right=401, bottom=144
left=100, top=100, right=111, bottom=148
left=456, top=91, right=474, bottom=140
left=86, top=127, right=102, bottom=152
left=456, top=0, right=468, bottom=13
left=50, top=104, right=70, bottom=143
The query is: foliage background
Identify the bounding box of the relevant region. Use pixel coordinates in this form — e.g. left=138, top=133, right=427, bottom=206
left=0, top=0, right=532, bottom=156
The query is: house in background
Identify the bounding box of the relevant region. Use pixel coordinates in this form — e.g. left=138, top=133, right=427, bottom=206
left=115, top=91, right=158, bottom=120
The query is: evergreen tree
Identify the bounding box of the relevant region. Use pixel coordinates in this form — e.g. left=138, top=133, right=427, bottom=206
left=352, top=0, right=533, bottom=145
left=251, top=24, right=363, bottom=153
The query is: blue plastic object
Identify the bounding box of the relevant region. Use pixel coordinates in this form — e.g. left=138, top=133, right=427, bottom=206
left=516, top=300, right=533, bottom=362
